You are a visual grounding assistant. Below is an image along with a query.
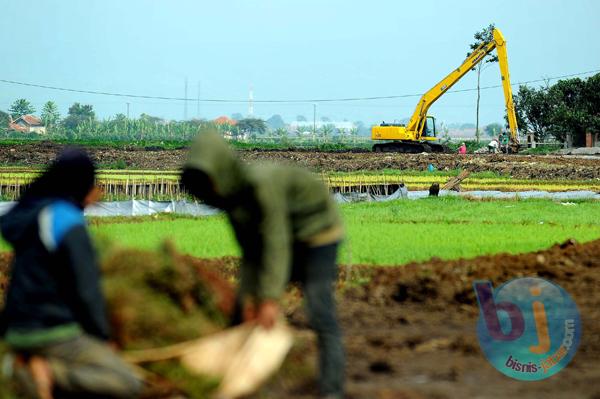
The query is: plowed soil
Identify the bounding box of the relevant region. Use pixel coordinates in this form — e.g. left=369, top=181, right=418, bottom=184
left=1, top=239, right=599, bottom=398
left=1, top=142, right=599, bottom=179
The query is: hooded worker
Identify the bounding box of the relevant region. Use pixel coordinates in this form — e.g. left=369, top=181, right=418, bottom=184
left=0, top=148, right=141, bottom=399
left=181, top=129, right=345, bottom=399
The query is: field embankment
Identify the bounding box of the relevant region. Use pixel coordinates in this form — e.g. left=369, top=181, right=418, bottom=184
left=1, top=142, right=599, bottom=179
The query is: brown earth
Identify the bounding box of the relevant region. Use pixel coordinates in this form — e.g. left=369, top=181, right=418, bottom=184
left=1, top=239, right=600, bottom=398
left=1, top=142, right=600, bottom=179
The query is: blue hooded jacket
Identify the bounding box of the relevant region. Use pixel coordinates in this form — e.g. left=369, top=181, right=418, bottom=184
left=0, top=149, right=110, bottom=348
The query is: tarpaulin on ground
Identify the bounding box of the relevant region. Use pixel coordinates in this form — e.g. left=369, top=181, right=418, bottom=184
left=0, top=190, right=598, bottom=217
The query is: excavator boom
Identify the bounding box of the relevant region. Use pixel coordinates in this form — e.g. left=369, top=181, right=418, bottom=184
left=373, top=28, right=519, bottom=152
left=494, top=29, right=519, bottom=145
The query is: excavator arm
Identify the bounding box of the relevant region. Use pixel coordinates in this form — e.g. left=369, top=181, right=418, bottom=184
left=406, top=28, right=519, bottom=147
left=494, top=29, right=519, bottom=147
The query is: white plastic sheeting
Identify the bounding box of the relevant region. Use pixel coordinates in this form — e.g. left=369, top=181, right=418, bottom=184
left=335, top=189, right=600, bottom=202
left=0, top=190, right=598, bottom=217
left=85, top=200, right=220, bottom=217
left=0, top=200, right=220, bottom=218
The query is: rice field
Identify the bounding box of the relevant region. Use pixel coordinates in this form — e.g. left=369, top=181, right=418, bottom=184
left=1, top=167, right=598, bottom=201
left=3, top=197, right=598, bottom=265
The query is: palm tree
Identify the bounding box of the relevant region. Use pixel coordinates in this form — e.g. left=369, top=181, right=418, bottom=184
left=9, top=99, right=35, bottom=118
left=41, top=101, right=60, bottom=127
left=319, top=124, right=335, bottom=140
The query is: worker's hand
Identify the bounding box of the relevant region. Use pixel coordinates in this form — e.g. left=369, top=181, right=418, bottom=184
left=256, top=300, right=279, bottom=330
left=243, top=301, right=257, bottom=322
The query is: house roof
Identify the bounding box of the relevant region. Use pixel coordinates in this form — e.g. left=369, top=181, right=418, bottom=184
left=214, top=116, right=237, bottom=126
left=18, top=115, right=43, bottom=126
left=8, top=122, right=28, bottom=132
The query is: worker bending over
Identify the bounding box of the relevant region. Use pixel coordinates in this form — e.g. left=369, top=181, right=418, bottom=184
left=181, top=129, right=345, bottom=399
left=0, top=149, right=142, bottom=399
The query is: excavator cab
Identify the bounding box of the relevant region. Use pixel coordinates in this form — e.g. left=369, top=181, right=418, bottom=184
left=423, top=116, right=437, bottom=138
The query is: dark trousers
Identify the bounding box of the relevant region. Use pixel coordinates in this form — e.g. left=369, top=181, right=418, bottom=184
left=232, top=242, right=345, bottom=396
left=11, top=334, right=142, bottom=399
left=292, top=242, right=345, bottom=397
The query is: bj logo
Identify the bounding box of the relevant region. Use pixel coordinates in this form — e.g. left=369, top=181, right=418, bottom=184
left=473, top=277, right=580, bottom=381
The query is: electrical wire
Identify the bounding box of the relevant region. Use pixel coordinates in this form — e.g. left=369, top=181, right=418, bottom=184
left=0, top=69, right=598, bottom=104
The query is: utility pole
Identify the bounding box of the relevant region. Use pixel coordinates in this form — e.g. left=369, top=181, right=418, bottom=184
left=196, top=81, right=201, bottom=119
left=184, top=77, right=188, bottom=121
left=126, top=102, right=130, bottom=135
left=248, top=85, right=254, bottom=117
left=313, top=103, right=317, bottom=140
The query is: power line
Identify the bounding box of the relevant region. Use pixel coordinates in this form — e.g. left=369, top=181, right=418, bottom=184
left=0, top=68, right=598, bottom=104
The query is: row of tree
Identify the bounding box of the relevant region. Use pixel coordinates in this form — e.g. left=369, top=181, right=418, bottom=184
left=512, top=73, right=600, bottom=146
left=0, top=99, right=364, bottom=141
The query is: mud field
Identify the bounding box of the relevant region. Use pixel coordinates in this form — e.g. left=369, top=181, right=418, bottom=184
left=1, top=142, right=600, bottom=179
left=266, top=238, right=600, bottom=399
left=2, top=239, right=600, bottom=399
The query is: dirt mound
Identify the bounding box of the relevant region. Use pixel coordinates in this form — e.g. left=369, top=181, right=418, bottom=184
left=276, top=238, right=600, bottom=399
left=241, top=151, right=600, bottom=179
left=363, top=238, right=598, bottom=310
left=101, top=242, right=235, bottom=349
left=2, top=239, right=600, bottom=398
left=2, top=143, right=599, bottom=179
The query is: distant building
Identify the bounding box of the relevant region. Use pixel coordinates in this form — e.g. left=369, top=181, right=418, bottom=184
left=214, top=116, right=248, bottom=141
left=9, top=115, right=46, bottom=134
left=214, top=116, right=237, bottom=126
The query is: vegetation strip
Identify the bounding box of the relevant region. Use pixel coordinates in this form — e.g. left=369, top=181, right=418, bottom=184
left=2, top=168, right=598, bottom=201
left=2, top=197, right=598, bottom=265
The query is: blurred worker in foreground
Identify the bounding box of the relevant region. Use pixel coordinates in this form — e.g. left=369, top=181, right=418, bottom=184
left=181, top=129, right=345, bottom=399
left=0, top=149, right=142, bottom=399
left=458, top=142, right=467, bottom=155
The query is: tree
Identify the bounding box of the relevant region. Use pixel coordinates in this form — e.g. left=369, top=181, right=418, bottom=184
left=0, top=110, right=9, bottom=130
left=582, top=73, right=600, bottom=134
left=266, top=114, right=285, bottom=130
left=296, top=115, right=307, bottom=122
left=231, top=113, right=244, bottom=121
left=140, top=113, right=164, bottom=124
left=319, top=124, right=335, bottom=138
left=237, top=118, right=267, bottom=135
left=273, top=127, right=288, bottom=137
left=41, top=101, right=60, bottom=127
left=63, top=103, right=96, bottom=130
left=320, top=116, right=331, bottom=122
left=354, top=120, right=368, bottom=136
left=467, top=24, right=498, bottom=144
left=547, top=78, right=590, bottom=146
left=511, top=73, right=600, bottom=146
left=484, top=123, right=503, bottom=137
left=512, top=85, right=553, bottom=142
left=9, top=99, right=35, bottom=118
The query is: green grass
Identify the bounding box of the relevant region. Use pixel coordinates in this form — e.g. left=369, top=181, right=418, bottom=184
left=1, top=197, right=599, bottom=265
left=340, top=197, right=600, bottom=264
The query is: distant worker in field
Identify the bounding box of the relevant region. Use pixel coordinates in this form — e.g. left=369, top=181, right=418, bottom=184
left=488, top=138, right=499, bottom=154
left=0, top=149, right=142, bottom=399
left=181, top=129, right=345, bottom=399
left=458, top=142, right=467, bottom=155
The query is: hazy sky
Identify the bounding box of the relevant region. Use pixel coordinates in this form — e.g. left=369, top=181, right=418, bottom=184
left=1, top=0, right=599, bottom=126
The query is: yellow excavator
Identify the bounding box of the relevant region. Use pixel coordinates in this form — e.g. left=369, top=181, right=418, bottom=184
left=372, top=28, right=519, bottom=153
